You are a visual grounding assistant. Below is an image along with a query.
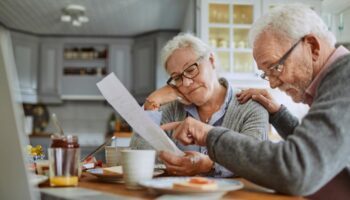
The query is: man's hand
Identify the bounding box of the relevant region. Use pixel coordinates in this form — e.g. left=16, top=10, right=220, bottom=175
left=161, top=117, right=213, bottom=146
left=159, top=151, right=214, bottom=176
left=236, top=88, right=281, bottom=114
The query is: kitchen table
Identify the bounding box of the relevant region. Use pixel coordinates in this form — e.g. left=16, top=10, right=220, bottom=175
left=39, top=172, right=306, bottom=200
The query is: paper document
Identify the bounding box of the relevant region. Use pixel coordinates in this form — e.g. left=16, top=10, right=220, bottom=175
left=97, top=73, right=184, bottom=156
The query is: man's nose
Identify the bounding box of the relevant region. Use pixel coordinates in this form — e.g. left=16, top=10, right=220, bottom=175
left=182, top=76, right=193, bottom=87
left=269, top=77, right=282, bottom=89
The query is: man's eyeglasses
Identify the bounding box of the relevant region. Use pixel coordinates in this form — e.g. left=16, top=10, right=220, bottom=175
left=166, top=57, right=203, bottom=87
left=260, top=38, right=303, bottom=81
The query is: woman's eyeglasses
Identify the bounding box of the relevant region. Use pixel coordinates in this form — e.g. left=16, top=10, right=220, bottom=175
left=166, top=57, right=203, bottom=87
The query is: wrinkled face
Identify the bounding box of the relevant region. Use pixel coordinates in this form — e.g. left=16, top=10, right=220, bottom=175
left=166, top=47, right=217, bottom=106
left=253, top=31, right=314, bottom=103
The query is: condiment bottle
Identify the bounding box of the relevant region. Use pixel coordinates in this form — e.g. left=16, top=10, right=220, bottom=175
left=48, top=135, right=80, bottom=187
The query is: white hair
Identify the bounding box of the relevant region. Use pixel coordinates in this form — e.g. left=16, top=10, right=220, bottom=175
left=161, top=33, right=212, bottom=69
left=248, top=3, right=336, bottom=47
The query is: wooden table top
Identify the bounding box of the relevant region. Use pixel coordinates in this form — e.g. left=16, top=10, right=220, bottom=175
left=50, top=172, right=304, bottom=200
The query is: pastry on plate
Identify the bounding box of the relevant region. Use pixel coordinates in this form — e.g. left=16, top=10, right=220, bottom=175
left=173, top=177, right=218, bottom=190
left=102, top=166, right=123, bottom=175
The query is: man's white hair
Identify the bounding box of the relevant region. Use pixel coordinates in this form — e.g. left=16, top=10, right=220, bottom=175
left=161, top=33, right=212, bottom=69
left=248, top=3, right=336, bottom=47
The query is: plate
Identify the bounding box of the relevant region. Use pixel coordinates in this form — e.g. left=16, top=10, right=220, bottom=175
left=29, top=174, right=48, bottom=186
left=86, top=166, right=164, bottom=182
left=139, top=177, right=243, bottom=196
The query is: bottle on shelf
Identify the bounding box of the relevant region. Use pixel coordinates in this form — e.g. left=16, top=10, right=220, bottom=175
left=106, top=112, right=116, bottom=137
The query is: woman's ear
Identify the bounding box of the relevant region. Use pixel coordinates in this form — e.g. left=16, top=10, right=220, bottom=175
left=208, top=53, right=215, bottom=69
left=304, top=34, right=320, bottom=62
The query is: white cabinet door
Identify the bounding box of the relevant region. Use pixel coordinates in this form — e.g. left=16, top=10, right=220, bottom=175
left=132, top=38, right=156, bottom=102
left=132, top=32, right=178, bottom=102
left=109, top=43, right=132, bottom=91
left=154, top=32, right=177, bottom=89
left=39, top=39, right=63, bottom=103
left=11, top=32, right=39, bottom=103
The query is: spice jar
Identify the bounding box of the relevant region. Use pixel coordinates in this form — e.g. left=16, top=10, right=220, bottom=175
left=48, top=135, right=80, bottom=187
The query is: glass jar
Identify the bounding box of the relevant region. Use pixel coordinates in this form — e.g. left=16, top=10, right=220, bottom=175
left=48, top=135, right=80, bottom=187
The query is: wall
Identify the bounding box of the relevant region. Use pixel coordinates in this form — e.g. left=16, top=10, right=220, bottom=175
left=46, top=101, right=113, bottom=146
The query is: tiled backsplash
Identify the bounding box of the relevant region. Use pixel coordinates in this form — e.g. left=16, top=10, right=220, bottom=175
left=46, top=101, right=113, bottom=146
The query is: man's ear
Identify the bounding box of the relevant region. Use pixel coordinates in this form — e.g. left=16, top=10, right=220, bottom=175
left=304, top=34, right=320, bottom=61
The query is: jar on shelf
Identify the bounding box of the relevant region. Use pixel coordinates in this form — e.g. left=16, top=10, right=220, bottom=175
left=71, top=48, right=79, bottom=59
left=64, top=48, right=73, bottom=59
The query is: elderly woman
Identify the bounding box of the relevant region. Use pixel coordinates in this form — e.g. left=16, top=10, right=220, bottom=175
left=130, top=33, right=268, bottom=177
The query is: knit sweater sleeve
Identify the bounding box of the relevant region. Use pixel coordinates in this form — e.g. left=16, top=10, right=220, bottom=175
left=269, top=105, right=300, bottom=139
left=238, top=100, right=269, bottom=141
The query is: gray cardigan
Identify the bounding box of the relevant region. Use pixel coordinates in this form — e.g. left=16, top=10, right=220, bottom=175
left=130, top=80, right=269, bottom=174
left=207, top=55, right=350, bottom=197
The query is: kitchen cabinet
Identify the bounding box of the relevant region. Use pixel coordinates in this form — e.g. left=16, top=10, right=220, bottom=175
left=58, top=38, right=132, bottom=100
left=132, top=31, right=178, bottom=102
left=40, top=39, right=129, bottom=102
left=197, top=0, right=322, bottom=88
left=197, top=0, right=267, bottom=88
left=61, top=43, right=109, bottom=100
left=322, top=0, right=350, bottom=43
left=11, top=32, right=39, bottom=103
left=39, top=38, right=63, bottom=103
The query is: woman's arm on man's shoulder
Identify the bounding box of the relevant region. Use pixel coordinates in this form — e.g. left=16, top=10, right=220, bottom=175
left=237, top=89, right=299, bottom=139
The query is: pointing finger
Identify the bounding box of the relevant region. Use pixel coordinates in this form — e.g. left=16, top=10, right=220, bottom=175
left=161, top=121, right=181, bottom=131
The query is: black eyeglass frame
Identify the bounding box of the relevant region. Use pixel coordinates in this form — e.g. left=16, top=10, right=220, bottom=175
left=260, top=38, right=303, bottom=81
left=166, top=56, right=203, bottom=87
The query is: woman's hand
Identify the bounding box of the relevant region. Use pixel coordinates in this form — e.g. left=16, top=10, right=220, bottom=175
left=144, top=85, right=190, bottom=110
left=161, top=117, right=213, bottom=146
left=159, top=151, right=214, bottom=176
left=236, top=88, right=281, bottom=114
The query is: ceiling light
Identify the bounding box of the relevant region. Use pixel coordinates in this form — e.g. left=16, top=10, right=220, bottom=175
left=72, top=20, right=82, bottom=27
left=60, top=15, right=71, bottom=22
left=61, top=4, right=89, bottom=27
left=78, top=16, right=89, bottom=23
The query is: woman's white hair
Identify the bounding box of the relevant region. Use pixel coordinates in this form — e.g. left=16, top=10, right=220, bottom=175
left=248, top=3, right=336, bottom=47
left=161, top=33, right=212, bottom=69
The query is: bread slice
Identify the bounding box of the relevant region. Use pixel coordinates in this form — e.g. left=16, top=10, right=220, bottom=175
left=102, top=166, right=123, bottom=175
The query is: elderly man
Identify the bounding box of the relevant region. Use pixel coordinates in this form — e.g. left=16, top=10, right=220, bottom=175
left=161, top=4, right=350, bottom=199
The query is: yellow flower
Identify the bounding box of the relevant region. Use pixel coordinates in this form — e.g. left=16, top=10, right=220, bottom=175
left=27, top=145, right=44, bottom=156
left=26, top=145, right=33, bottom=155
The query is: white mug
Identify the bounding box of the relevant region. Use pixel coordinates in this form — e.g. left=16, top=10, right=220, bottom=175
left=121, top=150, right=156, bottom=189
